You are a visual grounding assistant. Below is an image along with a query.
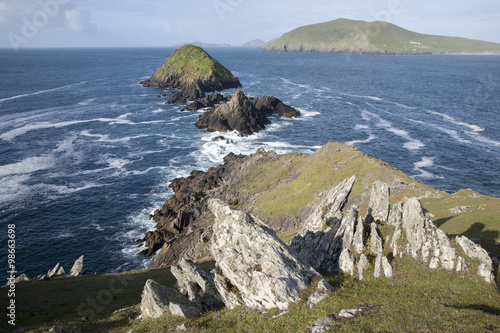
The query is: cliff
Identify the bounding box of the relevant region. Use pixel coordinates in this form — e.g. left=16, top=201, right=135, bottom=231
left=140, top=44, right=241, bottom=99
left=261, top=18, right=500, bottom=54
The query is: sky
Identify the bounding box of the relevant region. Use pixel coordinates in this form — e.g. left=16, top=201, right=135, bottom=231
left=1, top=0, right=499, bottom=50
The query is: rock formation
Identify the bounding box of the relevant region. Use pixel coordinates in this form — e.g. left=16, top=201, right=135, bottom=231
left=290, top=176, right=496, bottom=284
left=180, top=93, right=228, bottom=111
left=140, top=279, right=202, bottom=319
left=208, top=199, right=331, bottom=310
left=170, top=258, right=222, bottom=310
left=68, top=255, right=84, bottom=276
left=194, top=90, right=300, bottom=136
left=140, top=44, right=241, bottom=100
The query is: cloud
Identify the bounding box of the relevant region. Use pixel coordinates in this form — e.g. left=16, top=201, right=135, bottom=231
left=64, top=7, right=97, bottom=33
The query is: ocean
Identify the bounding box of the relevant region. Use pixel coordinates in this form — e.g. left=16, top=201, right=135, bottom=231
left=0, top=47, right=499, bottom=280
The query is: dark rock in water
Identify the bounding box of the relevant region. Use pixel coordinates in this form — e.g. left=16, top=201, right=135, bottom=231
left=182, top=93, right=228, bottom=111
left=140, top=44, right=241, bottom=100
left=195, top=90, right=300, bottom=136
left=166, top=92, right=187, bottom=104
left=212, top=136, right=225, bottom=142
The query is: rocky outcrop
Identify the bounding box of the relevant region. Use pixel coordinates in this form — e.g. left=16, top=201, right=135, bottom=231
left=209, top=199, right=330, bottom=310
left=170, top=259, right=222, bottom=310
left=140, top=279, right=202, bottom=319
left=140, top=44, right=241, bottom=100
left=194, top=90, right=300, bottom=136
left=290, top=177, right=496, bottom=284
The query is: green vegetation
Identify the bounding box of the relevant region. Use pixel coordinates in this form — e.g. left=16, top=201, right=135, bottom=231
left=3, top=257, right=499, bottom=332
left=261, top=18, right=500, bottom=54
left=148, top=44, right=239, bottom=87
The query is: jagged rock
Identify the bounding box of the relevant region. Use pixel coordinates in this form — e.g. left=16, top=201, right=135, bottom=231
left=170, top=258, right=222, bottom=309
left=353, top=217, right=366, bottom=254
left=374, top=254, right=393, bottom=278
left=317, top=279, right=334, bottom=292
left=368, top=223, right=383, bottom=255
left=166, top=92, right=187, bottom=104
left=39, top=275, right=51, bottom=281
left=209, top=199, right=322, bottom=310
left=140, top=279, right=202, bottom=319
left=48, top=263, right=61, bottom=278
left=56, top=266, right=65, bottom=277
left=357, top=254, right=369, bottom=280
left=456, top=236, right=495, bottom=283
left=339, top=249, right=355, bottom=275
left=338, top=308, right=364, bottom=318
left=182, top=93, right=228, bottom=111
left=290, top=176, right=356, bottom=271
left=366, top=181, right=390, bottom=223
left=140, top=44, right=241, bottom=100
left=69, top=255, right=84, bottom=276
left=194, top=90, right=300, bottom=136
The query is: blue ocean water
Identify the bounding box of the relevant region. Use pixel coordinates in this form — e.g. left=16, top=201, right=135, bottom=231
left=0, top=48, right=499, bottom=280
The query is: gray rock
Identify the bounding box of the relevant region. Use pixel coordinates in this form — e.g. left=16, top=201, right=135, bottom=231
left=290, top=177, right=356, bottom=271
left=308, top=292, right=329, bottom=309
left=374, top=254, right=382, bottom=278
left=381, top=256, right=393, bottom=278
left=367, top=181, right=390, bottom=223
left=339, top=249, right=354, bottom=275
left=317, top=279, right=334, bottom=292
left=140, top=279, right=202, bottom=319
left=314, top=315, right=336, bottom=326
left=209, top=199, right=322, bottom=311
left=456, top=235, right=495, bottom=284
left=39, top=274, right=51, bottom=281
left=170, top=258, right=222, bottom=309
left=357, top=254, right=369, bottom=280
left=69, top=255, right=84, bottom=276
left=368, top=223, right=383, bottom=255
left=48, top=263, right=61, bottom=278
left=353, top=217, right=366, bottom=255
left=338, top=308, right=364, bottom=318
left=14, top=274, right=29, bottom=284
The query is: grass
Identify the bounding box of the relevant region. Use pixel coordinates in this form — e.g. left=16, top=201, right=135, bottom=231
left=4, top=257, right=499, bottom=332
left=262, top=18, right=500, bottom=54
left=149, top=44, right=238, bottom=86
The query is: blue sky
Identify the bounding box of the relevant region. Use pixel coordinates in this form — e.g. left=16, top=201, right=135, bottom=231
left=1, top=0, right=499, bottom=49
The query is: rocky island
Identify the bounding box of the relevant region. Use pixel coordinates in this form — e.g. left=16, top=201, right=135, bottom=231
left=140, top=44, right=241, bottom=99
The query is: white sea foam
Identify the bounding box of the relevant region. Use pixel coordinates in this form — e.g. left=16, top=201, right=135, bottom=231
left=412, top=156, right=443, bottom=180
left=425, top=109, right=485, bottom=132
left=297, top=109, right=320, bottom=118
left=346, top=134, right=376, bottom=146
left=0, top=81, right=89, bottom=103
left=0, top=156, right=55, bottom=176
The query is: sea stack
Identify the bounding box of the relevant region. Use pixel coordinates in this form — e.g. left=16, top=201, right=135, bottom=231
left=140, top=44, right=241, bottom=99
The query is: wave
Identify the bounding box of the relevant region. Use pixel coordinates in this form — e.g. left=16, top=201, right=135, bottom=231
left=412, top=156, right=443, bottom=180
left=0, top=81, right=89, bottom=103
left=425, top=109, right=485, bottom=132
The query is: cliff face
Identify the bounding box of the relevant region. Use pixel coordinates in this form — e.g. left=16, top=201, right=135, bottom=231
left=140, top=44, right=241, bottom=99
left=140, top=142, right=500, bottom=270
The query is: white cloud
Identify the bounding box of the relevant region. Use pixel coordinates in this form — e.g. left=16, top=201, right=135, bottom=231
left=64, top=8, right=97, bottom=33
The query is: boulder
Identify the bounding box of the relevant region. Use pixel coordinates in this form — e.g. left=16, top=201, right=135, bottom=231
left=166, top=92, right=186, bottom=104
left=209, top=199, right=322, bottom=310
left=48, top=263, right=61, bottom=278
left=456, top=236, right=495, bottom=284
left=170, top=258, right=222, bottom=309
left=140, top=279, right=202, bottom=319
left=69, top=255, right=84, bottom=276
left=194, top=90, right=300, bottom=136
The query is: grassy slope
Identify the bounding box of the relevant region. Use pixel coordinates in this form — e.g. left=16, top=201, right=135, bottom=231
left=262, top=18, right=500, bottom=54
left=2, top=257, right=499, bottom=332
left=2, top=142, right=499, bottom=332
left=149, top=44, right=238, bottom=86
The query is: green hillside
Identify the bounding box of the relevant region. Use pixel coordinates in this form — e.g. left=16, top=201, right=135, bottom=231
left=261, top=18, right=500, bottom=54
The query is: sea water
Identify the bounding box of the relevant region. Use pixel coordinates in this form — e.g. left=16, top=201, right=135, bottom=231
left=0, top=47, right=499, bottom=280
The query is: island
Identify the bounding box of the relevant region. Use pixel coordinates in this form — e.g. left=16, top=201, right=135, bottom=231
left=261, top=18, right=500, bottom=54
